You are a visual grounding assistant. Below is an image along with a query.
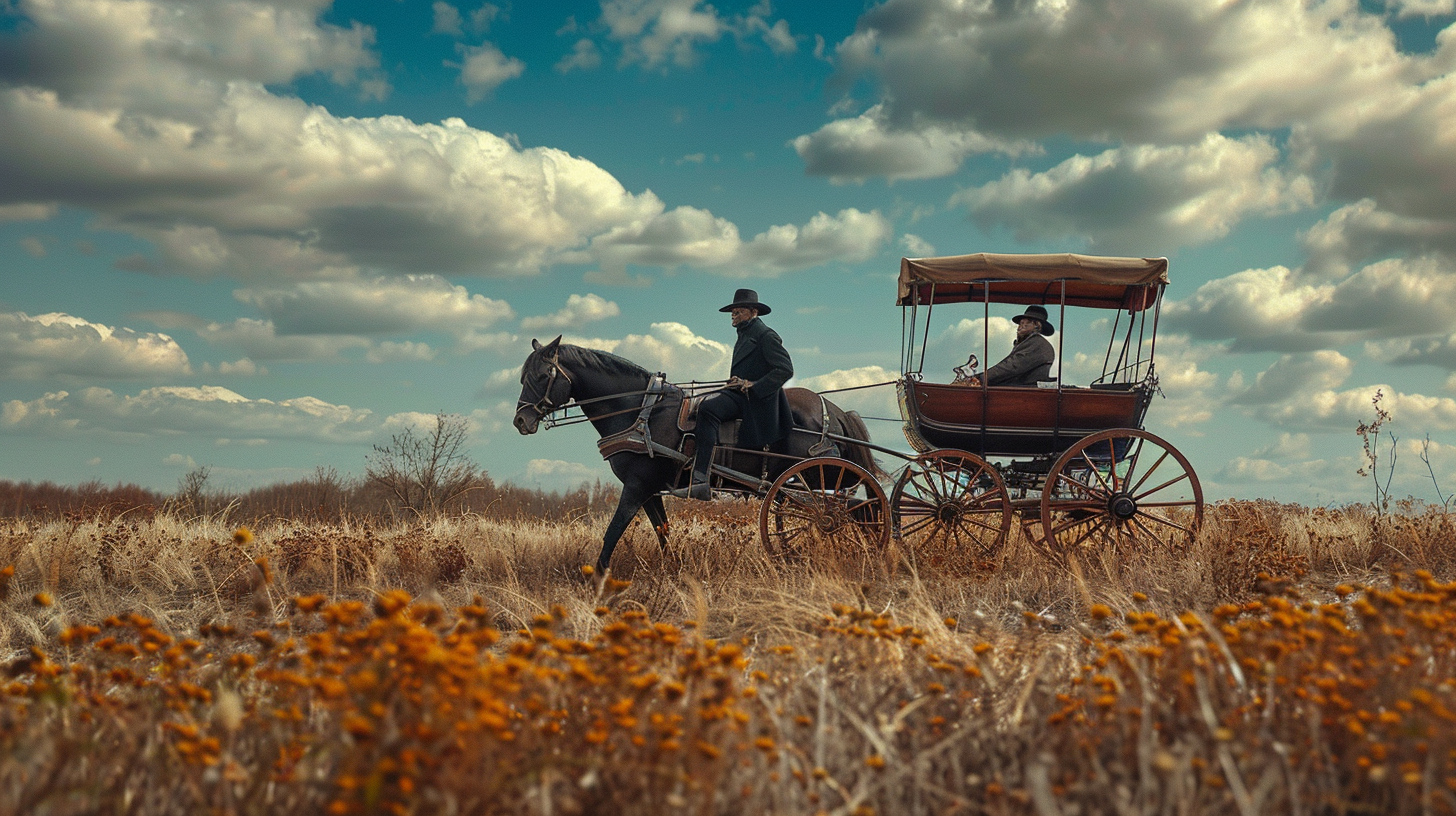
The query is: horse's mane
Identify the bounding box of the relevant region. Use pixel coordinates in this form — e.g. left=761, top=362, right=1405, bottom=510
left=557, top=344, right=653, bottom=381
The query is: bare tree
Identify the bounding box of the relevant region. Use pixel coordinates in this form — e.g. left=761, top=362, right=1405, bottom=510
left=365, top=412, right=484, bottom=516
left=173, top=465, right=212, bottom=516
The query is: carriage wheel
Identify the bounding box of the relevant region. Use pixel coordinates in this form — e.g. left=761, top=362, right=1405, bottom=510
left=760, top=457, right=889, bottom=566
left=891, top=450, right=1011, bottom=563
left=1039, top=429, right=1203, bottom=559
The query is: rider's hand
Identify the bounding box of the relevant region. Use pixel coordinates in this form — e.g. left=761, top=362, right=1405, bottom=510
left=728, top=376, right=752, bottom=392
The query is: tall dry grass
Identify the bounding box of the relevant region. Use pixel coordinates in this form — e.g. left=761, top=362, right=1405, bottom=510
left=0, top=500, right=1453, bottom=814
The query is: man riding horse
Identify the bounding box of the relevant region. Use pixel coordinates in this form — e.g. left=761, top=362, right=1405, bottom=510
left=670, top=288, right=793, bottom=500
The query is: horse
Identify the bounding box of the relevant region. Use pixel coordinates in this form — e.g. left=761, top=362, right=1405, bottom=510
left=512, top=336, right=882, bottom=574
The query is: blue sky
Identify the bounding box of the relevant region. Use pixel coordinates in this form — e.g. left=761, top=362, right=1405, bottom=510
left=2, top=0, right=1454, bottom=506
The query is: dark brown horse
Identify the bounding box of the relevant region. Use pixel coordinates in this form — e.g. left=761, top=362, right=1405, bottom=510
left=513, top=336, right=882, bottom=573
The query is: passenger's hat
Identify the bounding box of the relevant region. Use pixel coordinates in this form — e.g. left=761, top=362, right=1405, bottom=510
left=1012, top=304, right=1055, bottom=336
left=719, top=288, right=771, bottom=315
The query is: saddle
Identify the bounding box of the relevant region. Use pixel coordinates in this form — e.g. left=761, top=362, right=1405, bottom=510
left=676, top=394, right=740, bottom=448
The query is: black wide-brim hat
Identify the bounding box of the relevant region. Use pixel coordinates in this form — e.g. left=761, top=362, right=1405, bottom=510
left=719, top=288, right=771, bottom=315
left=1012, top=304, right=1055, bottom=335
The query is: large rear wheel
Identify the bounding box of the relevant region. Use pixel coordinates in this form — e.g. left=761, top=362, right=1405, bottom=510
left=891, top=450, right=1010, bottom=565
left=760, top=457, right=890, bottom=568
left=1039, top=429, right=1203, bottom=560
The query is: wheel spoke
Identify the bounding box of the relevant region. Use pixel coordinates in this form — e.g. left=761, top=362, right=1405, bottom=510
left=1127, top=449, right=1171, bottom=495
left=1077, top=450, right=1113, bottom=493
left=1133, top=471, right=1191, bottom=501
left=1133, top=509, right=1193, bottom=535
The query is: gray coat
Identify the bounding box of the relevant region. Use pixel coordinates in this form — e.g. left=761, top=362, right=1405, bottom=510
left=984, top=333, right=1054, bottom=386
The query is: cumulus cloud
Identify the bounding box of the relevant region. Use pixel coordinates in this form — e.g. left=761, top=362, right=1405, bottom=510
left=1253, top=384, right=1456, bottom=431
left=0, top=1, right=884, bottom=287
left=952, top=134, right=1314, bottom=253
left=565, top=322, right=732, bottom=381
left=1300, top=199, right=1456, bottom=279
left=365, top=341, right=437, bottom=364
left=584, top=207, right=891, bottom=277
left=196, top=318, right=370, bottom=362
left=820, top=0, right=1438, bottom=145
left=1167, top=255, right=1456, bottom=352
left=524, top=458, right=607, bottom=490
left=0, top=311, right=191, bottom=379
left=1229, top=351, right=1354, bottom=405
left=792, top=106, right=1031, bottom=183
left=521, top=294, right=620, bottom=331
left=452, top=42, right=525, bottom=103
left=795, top=365, right=900, bottom=419
left=234, top=275, right=514, bottom=338
left=597, top=0, right=796, bottom=70
left=0, top=0, right=386, bottom=116
left=1, top=385, right=378, bottom=442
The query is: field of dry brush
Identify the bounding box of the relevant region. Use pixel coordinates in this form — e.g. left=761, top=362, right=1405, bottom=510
left=1, top=500, right=1454, bottom=814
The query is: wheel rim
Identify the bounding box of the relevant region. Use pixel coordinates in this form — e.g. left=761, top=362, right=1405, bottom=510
left=891, top=451, right=1011, bottom=562
left=760, top=457, right=889, bottom=563
left=1040, top=429, right=1203, bottom=558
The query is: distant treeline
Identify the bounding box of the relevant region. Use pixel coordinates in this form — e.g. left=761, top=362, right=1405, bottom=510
left=0, top=473, right=620, bottom=523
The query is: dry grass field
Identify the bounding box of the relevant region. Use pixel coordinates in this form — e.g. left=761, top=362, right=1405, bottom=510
left=1, top=499, right=1454, bottom=814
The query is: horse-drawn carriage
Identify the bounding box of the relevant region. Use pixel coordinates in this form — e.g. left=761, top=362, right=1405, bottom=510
left=513, top=252, right=1201, bottom=573
left=890, top=252, right=1203, bottom=563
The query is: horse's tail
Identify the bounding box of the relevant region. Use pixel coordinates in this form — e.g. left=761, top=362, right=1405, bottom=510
left=827, top=401, right=887, bottom=483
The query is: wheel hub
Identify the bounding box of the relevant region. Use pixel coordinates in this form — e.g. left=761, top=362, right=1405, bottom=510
left=935, top=502, right=963, bottom=525
left=1108, top=493, right=1137, bottom=521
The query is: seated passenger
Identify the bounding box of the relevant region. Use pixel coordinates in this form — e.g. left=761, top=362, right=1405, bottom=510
left=966, top=305, right=1055, bottom=387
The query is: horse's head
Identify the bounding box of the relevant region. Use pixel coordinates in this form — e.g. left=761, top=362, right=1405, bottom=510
left=514, top=336, right=572, bottom=435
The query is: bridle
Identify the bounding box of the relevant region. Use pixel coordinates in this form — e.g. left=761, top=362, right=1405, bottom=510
left=516, top=352, right=574, bottom=421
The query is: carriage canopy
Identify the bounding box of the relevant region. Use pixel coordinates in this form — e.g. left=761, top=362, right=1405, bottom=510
left=897, top=253, right=1169, bottom=312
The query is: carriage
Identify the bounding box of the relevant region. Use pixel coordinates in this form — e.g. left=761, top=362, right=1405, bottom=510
left=889, top=252, right=1203, bottom=563
left=514, top=252, right=1201, bottom=573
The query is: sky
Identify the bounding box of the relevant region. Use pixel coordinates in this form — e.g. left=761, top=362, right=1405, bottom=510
left=1, top=0, right=1455, bottom=507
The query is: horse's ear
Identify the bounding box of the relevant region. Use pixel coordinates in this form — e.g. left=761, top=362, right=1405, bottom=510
left=545, top=335, right=562, bottom=351
left=531, top=338, right=542, bottom=351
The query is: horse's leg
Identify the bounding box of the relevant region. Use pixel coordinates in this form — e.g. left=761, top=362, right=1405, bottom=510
left=642, top=494, right=670, bottom=553
left=596, top=480, right=653, bottom=574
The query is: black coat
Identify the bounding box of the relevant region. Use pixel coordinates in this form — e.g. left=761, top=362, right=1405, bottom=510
left=984, top=333, right=1055, bottom=386
left=727, top=317, right=794, bottom=447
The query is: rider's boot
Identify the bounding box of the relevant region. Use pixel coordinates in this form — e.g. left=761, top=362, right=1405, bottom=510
left=668, top=470, right=711, bottom=501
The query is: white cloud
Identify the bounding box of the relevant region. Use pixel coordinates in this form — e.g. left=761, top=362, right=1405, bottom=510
left=432, top=2, right=463, bottom=36
left=795, top=365, right=900, bottom=420
left=1, top=385, right=378, bottom=442
left=952, top=134, right=1314, bottom=253
left=556, top=38, right=603, bottom=72
left=0, top=1, right=880, bottom=287
left=1164, top=266, right=1345, bottom=352
left=792, top=106, right=1030, bottom=183
left=1230, top=351, right=1354, bottom=406
left=196, top=318, right=370, bottom=362
left=0, top=311, right=191, bottom=379
left=524, top=458, right=607, bottom=490
left=0, top=0, right=386, bottom=116
left=899, top=233, right=935, bottom=257
left=366, top=341, right=437, bottom=364
left=584, top=207, right=891, bottom=277
left=452, top=41, right=525, bottom=103
left=565, top=322, right=732, bottom=380
left=521, top=293, right=620, bottom=331
left=1300, top=199, right=1456, bottom=279
left=597, top=0, right=795, bottom=69
left=1166, top=256, right=1456, bottom=352
left=234, top=275, right=514, bottom=339
left=1254, top=384, right=1456, bottom=432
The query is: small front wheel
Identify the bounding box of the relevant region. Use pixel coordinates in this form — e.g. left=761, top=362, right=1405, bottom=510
left=891, top=450, right=1010, bottom=564
left=760, top=457, right=889, bottom=569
